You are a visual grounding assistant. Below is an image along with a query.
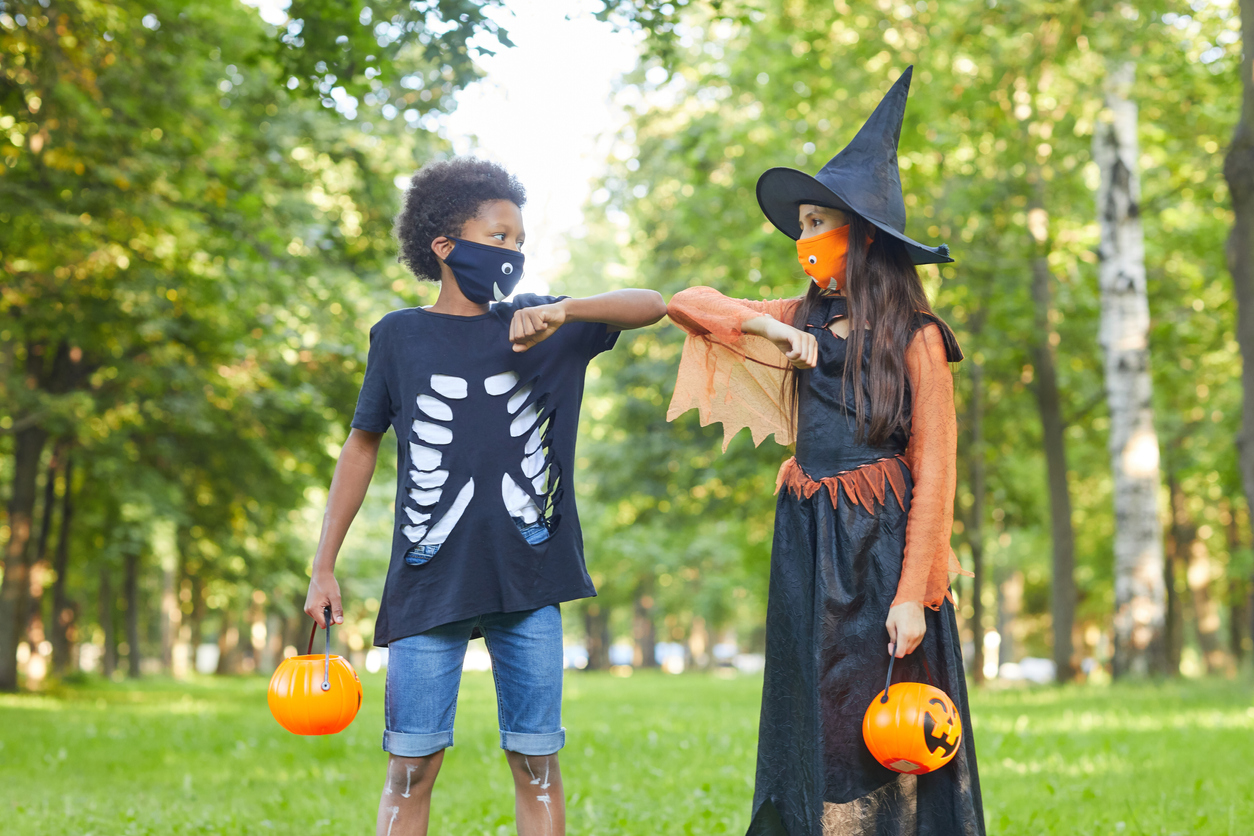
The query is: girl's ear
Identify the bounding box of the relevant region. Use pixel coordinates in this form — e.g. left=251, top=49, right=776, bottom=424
left=431, top=236, right=454, bottom=262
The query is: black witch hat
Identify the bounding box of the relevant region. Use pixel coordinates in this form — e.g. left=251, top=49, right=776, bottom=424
left=756, top=66, right=952, bottom=265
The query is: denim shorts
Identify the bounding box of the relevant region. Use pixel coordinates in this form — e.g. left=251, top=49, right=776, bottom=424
left=383, top=604, right=565, bottom=758
left=404, top=517, right=550, bottom=566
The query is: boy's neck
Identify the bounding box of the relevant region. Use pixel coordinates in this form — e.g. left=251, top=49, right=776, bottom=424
left=428, top=272, right=491, bottom=317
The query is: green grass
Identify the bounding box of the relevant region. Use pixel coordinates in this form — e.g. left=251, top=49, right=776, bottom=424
left=0, top=670, right=1251, bottom=835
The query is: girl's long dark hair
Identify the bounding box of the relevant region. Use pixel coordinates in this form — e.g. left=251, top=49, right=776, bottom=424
left=784, top=213, right=954, bottom=447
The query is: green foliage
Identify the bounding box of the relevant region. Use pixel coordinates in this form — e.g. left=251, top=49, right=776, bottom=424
left=277, top=0, right=512, bottom=108
left=1, top=671, right=1252, bottom=833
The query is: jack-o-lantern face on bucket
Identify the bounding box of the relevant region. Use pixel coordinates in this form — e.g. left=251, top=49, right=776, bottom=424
left=862, top=682, right=963, bottom=775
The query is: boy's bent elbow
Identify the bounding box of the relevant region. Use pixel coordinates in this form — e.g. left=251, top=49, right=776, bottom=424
left=642, top=289, right=667, bottom=324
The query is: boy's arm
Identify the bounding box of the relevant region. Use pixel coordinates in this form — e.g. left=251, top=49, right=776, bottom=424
left=304, top=428, right=384, bottom=627
left=510, top=289, right=666, bottom=352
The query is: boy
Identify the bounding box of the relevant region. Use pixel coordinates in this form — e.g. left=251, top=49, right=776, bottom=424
left=303, top=157, right=665, bottom=836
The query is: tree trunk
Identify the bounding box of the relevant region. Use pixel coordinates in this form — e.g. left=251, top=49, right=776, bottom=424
left=26, top=442, right=62, bottom=647
left=215, top=607, right=240, bottom=675
left=99, top=563, right=117, bottom=678
left=996, top=570, right=1024, bottom=669
left=966, top=348, right=987, bottom=685
left=124, top=552, right=142, bottom=678
left=1227, top=1, right=1254, bottom=665
left=632, top=582, right=658, bottom=668
left=1164, top=551, right=1183, bottom=675
left=0, top=424, right=50, bottom=690
left=1028, top=201, right=1078, bottom=682
left=154, top=522, right=179, bottom=673
left=1165, top=480, right=1224, bottom=673
left=1186, top=538, right=1225, bottom=673
left=1232, top=590, right=1249, bottom=668
left=687, top=616, right=709, bottom=669
left=1165, top=471, right=1190, bottom=674
left=583, top=603, right=611, bottom=670
left=1226, top=506, right=1249, bottom=665
left=1094, top=61, right=1169, bottom=677
left=50, top=452, right=75, bottom=675
left=189, top=574, right=206, bottom=653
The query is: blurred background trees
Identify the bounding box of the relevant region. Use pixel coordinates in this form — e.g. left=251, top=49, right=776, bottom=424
left=0, top=0, right=1249, bottom=689
left=0, top=0, right=505, bottom=687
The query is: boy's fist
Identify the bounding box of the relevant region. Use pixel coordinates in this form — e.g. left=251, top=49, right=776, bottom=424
left=305, top=572, right=344, bottom=628
left=510, top=302, right=567, bottom=352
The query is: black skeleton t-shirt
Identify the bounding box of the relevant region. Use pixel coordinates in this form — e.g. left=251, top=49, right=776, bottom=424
left=351, top=295, right=618, bottom=645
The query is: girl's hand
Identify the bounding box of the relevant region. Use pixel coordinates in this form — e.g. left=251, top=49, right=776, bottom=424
left=305, top=572, right=343, bottom=628
left=755, top=318, right=817, bottom=369
left=885, top=602, right=926, bottom=658
left=510, top=302, right=567, bottom=352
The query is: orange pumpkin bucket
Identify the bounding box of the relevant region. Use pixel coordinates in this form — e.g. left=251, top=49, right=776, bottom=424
left=268, top=607, right=362, bottom=736
left=862, top=649, right=962, bottom=775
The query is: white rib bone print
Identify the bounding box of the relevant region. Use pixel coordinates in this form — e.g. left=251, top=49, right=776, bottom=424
left=402, top=372, right=557, bottom=549
left=402, top=375, right=472, bottom=546
left=486, top=372, right=555, bottom=527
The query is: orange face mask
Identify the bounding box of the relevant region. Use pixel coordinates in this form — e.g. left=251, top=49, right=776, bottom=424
left=797, top=224, right=854, bottom=291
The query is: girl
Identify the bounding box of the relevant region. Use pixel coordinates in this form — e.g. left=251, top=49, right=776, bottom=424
left=666, top=68, right=984, bottom=835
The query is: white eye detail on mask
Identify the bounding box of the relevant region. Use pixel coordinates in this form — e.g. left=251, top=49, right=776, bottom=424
left=808, top=255, right=817, bottom=264
left=501, top=263, right=514, bottom=275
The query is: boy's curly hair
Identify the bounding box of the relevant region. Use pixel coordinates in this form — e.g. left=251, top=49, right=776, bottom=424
left=395, top=157, right=527, bottom=282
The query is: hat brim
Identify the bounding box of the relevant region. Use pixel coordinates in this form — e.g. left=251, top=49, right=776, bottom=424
left=755, top=167, right=954, bottom=265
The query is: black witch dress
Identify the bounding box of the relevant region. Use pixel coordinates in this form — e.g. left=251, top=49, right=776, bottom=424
left=667, top=289, right=985, bottom=836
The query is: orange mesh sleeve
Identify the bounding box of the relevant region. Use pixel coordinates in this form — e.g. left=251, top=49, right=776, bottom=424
left=895, top=324, right=972, bottom=610
left=666, top=287, right=801, bottom=451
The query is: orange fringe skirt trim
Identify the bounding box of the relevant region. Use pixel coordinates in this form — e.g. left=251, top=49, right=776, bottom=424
left=776, top=455, right=908, bottom=513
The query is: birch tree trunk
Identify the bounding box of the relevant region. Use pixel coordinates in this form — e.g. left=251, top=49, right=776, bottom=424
left=1094, top=62, right=1169, bottom=677
left=1226, top=1, right=1254, bottom=630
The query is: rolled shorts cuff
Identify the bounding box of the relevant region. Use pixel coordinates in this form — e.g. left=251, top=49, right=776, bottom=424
left=382, top=729, right=453, bottom=758
left=500, top=728, right=565, bottom=756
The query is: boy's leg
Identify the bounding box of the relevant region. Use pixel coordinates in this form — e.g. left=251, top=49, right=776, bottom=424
left=505, top=750, right=565, bottom=836
left=376, top=752, right=444, bottom=836
left=378, top=619, right=475, bottom=836
left=479, top=605, right=566, bottom=836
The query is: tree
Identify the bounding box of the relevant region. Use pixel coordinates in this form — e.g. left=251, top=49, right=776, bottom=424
left=1227, top=0, right=1254, bottom=626
left=1094, top=61, right=1169, bottom=677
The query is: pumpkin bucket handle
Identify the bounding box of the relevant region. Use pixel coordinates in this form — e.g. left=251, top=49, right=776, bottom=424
left=880, top=645, right=937, bottom=703
left=305, top=606, right=334, bottom=691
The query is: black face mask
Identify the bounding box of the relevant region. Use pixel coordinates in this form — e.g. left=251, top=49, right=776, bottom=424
left=443, top=237, right=525, bottom=304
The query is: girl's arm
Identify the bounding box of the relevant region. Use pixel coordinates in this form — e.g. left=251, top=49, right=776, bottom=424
left=670, top=286, right=816, bottom=369
left=885, top=324, right=959, bottom=657
left=667, top=286, right=799, bottom=342
left=304, top=428, right=384, bottom=628
left=664, top=286, right=806, bottom=449
left=509, top=289, right=666, bottom=351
